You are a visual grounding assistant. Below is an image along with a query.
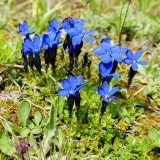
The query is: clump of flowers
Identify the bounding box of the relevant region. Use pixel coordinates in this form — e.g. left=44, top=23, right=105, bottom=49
left=58, top=75, right=88, bottom=118
left=12, top=138, right=32, bottom=159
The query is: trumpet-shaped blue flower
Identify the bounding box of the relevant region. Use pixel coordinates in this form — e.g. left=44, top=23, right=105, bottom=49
left=65, top=24, right=95, bottom=45
left=42, top=31, right=62, bottom=49
left=18, top=20, right=37, bottom=37
left=92, top=37, right=127, bottom=64
left=123, top=50, right=148, bottom=70
left=58, top=75, right=88, bottom=96
left=48, top=18, right=64, bottom=33
left=98, top=81, right=119, bottom=103
left=23, top=34, right=42, bottom=55
left=61, top=16, right=87, bottom=29
left=98, top=62, right=120, bottom=78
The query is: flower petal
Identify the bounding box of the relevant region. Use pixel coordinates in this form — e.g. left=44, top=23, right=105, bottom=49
left=62, top=79, right=71, bottom=90
left=101, top=37, right=111, bottom=43
left=33, top=34, right=40, bottom=48
left=83, top=29, right=95, bottom=34
left=92, top=47, right=106, bottom=55
left=76, top=75, right=83, bottom=84
left=48, top=26, right=55, bottom=32
left=137, top=61, right=148, bottom=65
left=99, top=62, right=107, bottom=77
left=102, top=81, right=109, bottom=94
left=24, top=38, right=34, bottom=51
left=66, top=28, right=79, bottom=36
left=72, top=36, right=82, bottom=45
left=109, top=73, right=120, bottom=78
left=58, top=89, right=69, bottom=96
left=123, top=58, right=133, bottom=64
left=132, top=63, right=138, bottom=70
left=135, top=50, right=142, bottom=60
left=68, top=76, right=77, bottom=90
left=98, top=87, right=105, bottom=97
left=23, top=20, right=29, bottom=31
left=74, top=24, right=84, bottom=33
left=109, top=86, right=119, bottom=96
left=29, top=26, right=38, bottom=32
left=50, top=18, right=58, bottom=28
left=100, top=42, right=111, bottom=52
left=83, top=36, right=94, bottom=43
left=126, top=50, right=134, bottom=60
left=48, top=31, right=56, bottom=42
left=18, top=23, right=25, bottom=32
left=101, top=54, right=111, bottom=64
left=111, top=45, right=120, bottom=54
left=111, top=54, right=122, bottom=62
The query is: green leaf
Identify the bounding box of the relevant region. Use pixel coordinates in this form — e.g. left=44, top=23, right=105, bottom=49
left=27, top=120, right=34, bottom=129
left=10, top=124, right=22, bottom=132
left=31, top=127, right=42, bottom=135
left=20, top=127, right=30, bottom=137
left=118, top=107, right=130, bottom=123
left=18, top=101, right=31, bottom=127
left=0, top=120, right=12, bottom=134
left=148, top=128, right=160, bottom=147
left=33, top=111, right=42, bottom=126
left=0, top=130, right=15, bottom=156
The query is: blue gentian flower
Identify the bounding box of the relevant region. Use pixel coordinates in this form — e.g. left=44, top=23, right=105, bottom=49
left=48, top=18, right=63, bottom=33
left=98, top=81, right=119, bottom=103
left=98, top=62, right=120, bottom=79
left=42, top=31, right=62, bottom=49
left=23, top=34, right=42, bottom=55
left=58, top=75, right=88, bottom=96
left=18, top=20, right=37, bottom=37
left=123, top=50, right=148, bottom=70
left=92, top=37, right=127, bottom=63
left=65, top=24, right=95, bottom=45
left=61, top=16, right=87, bottom=29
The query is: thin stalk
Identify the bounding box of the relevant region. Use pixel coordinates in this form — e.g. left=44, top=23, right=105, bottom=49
left=118, top=0, right=131, bottom=46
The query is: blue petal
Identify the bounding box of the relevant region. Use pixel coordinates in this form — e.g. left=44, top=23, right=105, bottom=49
left=103, top=97, right=109, bottom=103
left=24, top=38, right=34, bottom=51
left=102, top=81, right=109, bottom=94
left=109, top=96, right=117, bottom=99
left=66, top=28, right=79, bottom=36
left=83, top=36, right=94, bottom=43
left=111, top=46, right=120, bottom=54
left=105, top=61, right=112, bottom=73
left=109, top=73, right=120, bottom=78
left=98, top=87, right=105, bottom=97
left=120, top=46, right=128, bottom=55
left=23, top=20, right=29, bottom=32
left=123, top=58, right=133, bottom=64
left=55, top=32, right=61, bottom=42
left=101, top=37, right=111, bottom=43
left=74, top=24, right=84, bottom=33
left=83, top=29, right=95, bottom=34
left=100, top=42, right=111, bottom=52
left=137, top=61, right=148, bottom=65
left=33, top=34, right=40, bottom=48
left=48, top=26, right=55, bottom=32
left=99, top=62, right=107, bottom=77
left=111, top=54, right=122, bottom=62
left=109, top=86, right=119, bottom=96
left=29, top=26, right=38, bottom=32
left=101, top=54, right=111, bottom=64
left=58, top=89, right=69, bottom=96
left=92, top=47, right=106, bottom=55
left=18, top=23, right=25, bottom=32
left=68, top=76, right=77, bottom=90
left=48, top=31, right=56, bottom=42
left=76, top=75, right=83, bottom=85
left=62, top=79, right=71, bottom=90
left=132, top=63, right=138, bottom=70
left=126, top=50, right=134, bottom=60
left=135, top=50, right=142, bottom=60
left=72, top=36, right=82, bottom=45
left=50, top=18, right=58, bottom=28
